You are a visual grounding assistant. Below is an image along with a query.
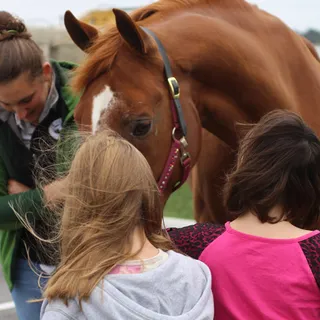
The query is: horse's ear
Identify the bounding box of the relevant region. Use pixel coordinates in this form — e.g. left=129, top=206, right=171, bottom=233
left=64, top=10, right=99, bottom=52
left=113, top=8, right=147, bottom=54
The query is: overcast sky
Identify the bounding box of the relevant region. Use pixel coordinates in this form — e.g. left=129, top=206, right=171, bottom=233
left=1, top=0, right=319, bottom=32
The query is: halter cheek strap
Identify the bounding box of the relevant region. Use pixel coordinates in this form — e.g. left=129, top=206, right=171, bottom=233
left=141, top=27, right=191, bottom=193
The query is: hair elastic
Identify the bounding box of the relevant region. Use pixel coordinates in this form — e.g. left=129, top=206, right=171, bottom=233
left=6, top=30, right=18, bottom=34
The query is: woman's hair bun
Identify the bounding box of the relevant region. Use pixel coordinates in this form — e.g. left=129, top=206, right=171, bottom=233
left=0, top=11, right=31, bottom=41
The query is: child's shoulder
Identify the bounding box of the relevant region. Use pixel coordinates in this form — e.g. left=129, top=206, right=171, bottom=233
left=40, top=298, right=84, bottom=320
left=299, top=231, right=320, bottom=289
left=163, top=250, right=212, bottom=294
left=166, top=249, right=212, bottom=274
left=299, top=231, right=320, bottom=249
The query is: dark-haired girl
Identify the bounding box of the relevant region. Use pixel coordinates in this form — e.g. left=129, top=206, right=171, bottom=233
left=169, top=110, right=320, bottom=319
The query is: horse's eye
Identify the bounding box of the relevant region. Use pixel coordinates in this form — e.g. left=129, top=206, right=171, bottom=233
left=131, top=119, right=152, bottom=138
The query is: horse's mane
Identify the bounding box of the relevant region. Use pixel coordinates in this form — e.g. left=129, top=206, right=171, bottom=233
left=72, top=0, right=249, bottom=93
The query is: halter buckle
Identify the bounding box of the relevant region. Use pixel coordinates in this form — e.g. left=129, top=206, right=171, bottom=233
left=179, top=136, right=190, bottom=165
left=168, top=77, right=180, bottom=99
left=179, top=136, right=188, bottom=148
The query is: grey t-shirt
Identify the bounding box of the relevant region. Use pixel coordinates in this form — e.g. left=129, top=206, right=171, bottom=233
left=40, top=250, right=214, bottom=320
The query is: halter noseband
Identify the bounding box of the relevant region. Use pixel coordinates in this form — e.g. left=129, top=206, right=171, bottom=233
left=141, top=27, right=191, bottom=194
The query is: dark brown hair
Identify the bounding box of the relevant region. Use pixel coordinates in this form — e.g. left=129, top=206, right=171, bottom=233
left=0, top=11, right=44, bottom=83
left=224, top=110, right=320, bottom=229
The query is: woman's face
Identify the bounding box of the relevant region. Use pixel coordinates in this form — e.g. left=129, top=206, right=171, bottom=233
left=0, top=62, right=52, bottom=124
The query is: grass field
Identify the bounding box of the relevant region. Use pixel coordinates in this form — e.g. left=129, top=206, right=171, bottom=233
left=163, top=184, right=194, bottom=220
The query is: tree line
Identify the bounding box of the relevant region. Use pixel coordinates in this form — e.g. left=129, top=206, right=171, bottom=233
left=301, top=29, right=320, bottom=44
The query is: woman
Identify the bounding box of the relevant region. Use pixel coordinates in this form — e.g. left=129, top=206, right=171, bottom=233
left=0, top=11, right=79, bottom=319
left=39, top=130, right=213, bottom=320
left=168, top=110, right=320, bottom=319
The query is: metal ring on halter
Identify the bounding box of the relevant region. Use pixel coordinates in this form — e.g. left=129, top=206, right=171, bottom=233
left=172, top=127, right=188, bottom=148
left=172, top=127, right=179, bottom=141
left=172, top=127, right=190, bottom=165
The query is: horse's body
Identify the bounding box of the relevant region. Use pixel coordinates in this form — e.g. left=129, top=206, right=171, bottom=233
left=64, top=0, right=320, bottom=224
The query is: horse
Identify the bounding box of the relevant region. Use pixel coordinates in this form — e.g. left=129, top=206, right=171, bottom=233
left=63, top=0, right=320, bottom=225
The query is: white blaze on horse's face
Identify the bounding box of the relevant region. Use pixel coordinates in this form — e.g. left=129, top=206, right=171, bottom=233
left=92, top=86, right=115, bottom=133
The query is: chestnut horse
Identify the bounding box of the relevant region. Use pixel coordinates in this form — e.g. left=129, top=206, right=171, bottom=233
left=64, top=0, right=320, bottom=224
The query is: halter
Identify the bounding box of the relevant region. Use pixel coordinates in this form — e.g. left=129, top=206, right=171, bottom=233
left=141, top=27, right=191, bottom=194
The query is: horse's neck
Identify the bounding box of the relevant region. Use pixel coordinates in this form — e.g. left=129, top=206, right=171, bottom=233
left=160, top=10, right=320, bottom=147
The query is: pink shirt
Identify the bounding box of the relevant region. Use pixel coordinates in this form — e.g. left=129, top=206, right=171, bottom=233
left=199, top=222, right=320, bottom=320
left=109, top=249, right=168, bottom=274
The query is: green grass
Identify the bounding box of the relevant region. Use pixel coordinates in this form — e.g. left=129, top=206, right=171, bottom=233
left=163, top=184, right=194, bottom=220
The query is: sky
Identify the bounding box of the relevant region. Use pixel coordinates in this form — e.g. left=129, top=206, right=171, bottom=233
left=1, top=0, right=320, bottom=32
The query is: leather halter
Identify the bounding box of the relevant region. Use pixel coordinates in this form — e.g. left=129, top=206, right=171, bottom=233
left=141, top=27, right=191, bottom=194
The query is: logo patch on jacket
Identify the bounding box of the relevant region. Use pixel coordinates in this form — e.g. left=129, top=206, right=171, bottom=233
left=48, top=118, right=62, bottom=140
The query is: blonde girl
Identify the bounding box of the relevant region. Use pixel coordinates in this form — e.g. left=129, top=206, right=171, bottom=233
left=40, top=130, right=213, bottom=320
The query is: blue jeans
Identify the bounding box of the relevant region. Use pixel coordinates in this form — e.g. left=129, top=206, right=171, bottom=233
left=11, top=259, right=49, bottom=320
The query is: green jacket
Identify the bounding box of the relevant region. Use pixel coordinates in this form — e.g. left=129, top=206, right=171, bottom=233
left=0, top=60, right=80, bottom=290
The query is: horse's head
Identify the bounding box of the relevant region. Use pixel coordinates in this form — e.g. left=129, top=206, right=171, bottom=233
left=64, top=9, right=202, bottom=202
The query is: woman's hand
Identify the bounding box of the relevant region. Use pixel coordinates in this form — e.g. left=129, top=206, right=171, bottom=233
left=8, top=179, right=31, bottom=194
left=42, top=178, right=67, bottom=208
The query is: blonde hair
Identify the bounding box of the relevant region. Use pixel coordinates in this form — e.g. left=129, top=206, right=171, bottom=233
left=43, top=129, right=175, bottom=302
